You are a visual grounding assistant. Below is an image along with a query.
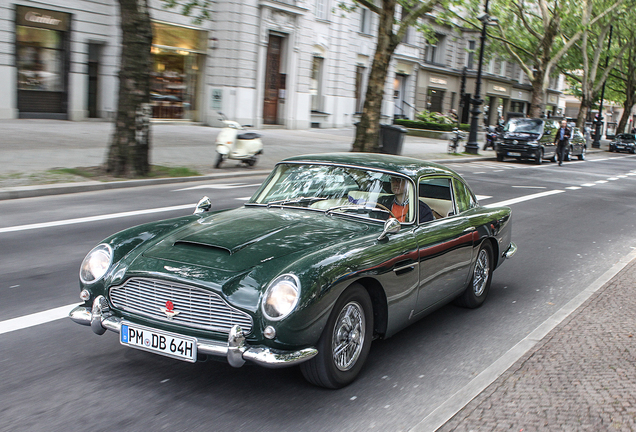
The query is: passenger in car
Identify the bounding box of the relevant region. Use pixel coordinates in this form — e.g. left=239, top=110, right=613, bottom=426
left=379, top=177, right=434, bottom=224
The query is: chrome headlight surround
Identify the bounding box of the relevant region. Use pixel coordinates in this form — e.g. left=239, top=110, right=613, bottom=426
left=79, top=244, right=113, bottom=284
left=527, top=140, right=540, bottom=147
left=262, top=274, right=300, bottom=321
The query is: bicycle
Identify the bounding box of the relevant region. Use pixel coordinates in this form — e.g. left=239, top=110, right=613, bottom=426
left=448, top=128, right=465, bottom=154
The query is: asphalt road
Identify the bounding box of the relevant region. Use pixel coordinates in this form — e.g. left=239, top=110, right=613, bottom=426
left=1, top=152, right=635, bottom=432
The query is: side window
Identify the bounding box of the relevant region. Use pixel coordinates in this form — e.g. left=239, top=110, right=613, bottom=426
left=452, top=179, right=475, bottom=213
left=418, top=177, right=453, bottom=222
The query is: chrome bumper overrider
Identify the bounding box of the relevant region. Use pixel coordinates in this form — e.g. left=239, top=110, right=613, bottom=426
left=69, top=296, right=317, bottom=369
left=504, top=242, right=517, bottom=259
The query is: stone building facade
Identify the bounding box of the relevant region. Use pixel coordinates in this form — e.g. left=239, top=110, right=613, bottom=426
left=0, top=0, right=564, bottom=128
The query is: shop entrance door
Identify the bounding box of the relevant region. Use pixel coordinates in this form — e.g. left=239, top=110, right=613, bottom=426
left=263, top=35, right=282, bottom=124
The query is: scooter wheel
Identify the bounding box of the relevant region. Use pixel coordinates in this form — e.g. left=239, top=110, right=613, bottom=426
left=215, top=154, right=225, bottom=169
left=246, top=158, right=257, bottom=167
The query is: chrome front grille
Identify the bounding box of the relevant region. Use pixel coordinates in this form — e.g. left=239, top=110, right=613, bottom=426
left=109, top=278, right=253, bottom=335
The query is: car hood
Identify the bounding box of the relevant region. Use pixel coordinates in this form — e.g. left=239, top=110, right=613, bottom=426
left=503, top=132, right=540, bottom=140
left=141, top=206, right=370, bottom=273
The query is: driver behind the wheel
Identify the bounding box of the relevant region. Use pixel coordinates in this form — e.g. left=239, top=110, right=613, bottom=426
left=378, top=176, right=434, bottom=224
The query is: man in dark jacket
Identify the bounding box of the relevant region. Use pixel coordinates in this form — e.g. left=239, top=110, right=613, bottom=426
left=554, top=120, right=572, bottom=166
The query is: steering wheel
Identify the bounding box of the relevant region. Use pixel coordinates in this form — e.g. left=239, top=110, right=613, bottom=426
left=373, top=202, right=398, bottom=219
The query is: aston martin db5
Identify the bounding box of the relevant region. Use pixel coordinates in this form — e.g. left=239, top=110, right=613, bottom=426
left=70, top=153, right=516, bottom=388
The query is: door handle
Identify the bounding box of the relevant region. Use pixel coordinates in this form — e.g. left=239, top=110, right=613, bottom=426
left=463, top=226, right=475, bottom=232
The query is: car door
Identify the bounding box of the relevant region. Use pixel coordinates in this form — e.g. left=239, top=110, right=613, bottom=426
left=541, top=120, right=558, bottom=158
left=413, top=176, right=475, bottom=315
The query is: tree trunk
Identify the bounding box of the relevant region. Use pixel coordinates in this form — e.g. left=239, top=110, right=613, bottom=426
left=528, top=75, right=545, bottom=118
left=618, top=93, right=635, bottom=134
left=106, top=0, right=153, bottom=176
left=576, top=96, right=593, bottom=129
left=352, top=0, right=398, bottom=153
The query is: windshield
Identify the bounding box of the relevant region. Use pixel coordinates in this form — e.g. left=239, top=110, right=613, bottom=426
left=504, top=118, right=543, bottom=134
left=249, top=163, right=416, bottom=223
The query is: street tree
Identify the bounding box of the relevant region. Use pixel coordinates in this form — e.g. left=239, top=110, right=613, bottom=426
left=349, top=0, right=449, bottom=152
left=558, top=2, right=631, bottom=130
left=605, top=34, right=636, bottom=134
left=459, top=0, right=622, bottom=118
left=106, top=0, right=153, bottom=177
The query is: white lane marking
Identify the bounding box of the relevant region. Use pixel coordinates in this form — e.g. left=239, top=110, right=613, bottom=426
left=0, top=303, right=77, bottom=335
left=174, top=183, right=260, bottom=191
left=617, top=175, right=627, bottom=178
left=608, top=178, right=619, bottom=181
left=0, top=204, right=195, bottom=234
left=627, top=173, right=636, bottom=176
left=512, top=186, right=546, bottom=189
left=596, top=180, right=608, bottom=184
left=581, top=183, right=596, bottom=187
left=474, top=172, right=486, bottom=174
left=484, top=190, right=564, bottom=208
left=566, top=186, right=582, bottom=190
left=475, top=195, right=492, bottom=201
left=236, top=197, right=252, bottom=201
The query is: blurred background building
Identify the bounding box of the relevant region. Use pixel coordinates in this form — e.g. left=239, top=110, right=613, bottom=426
left=1, top=0, right=569, bottom=129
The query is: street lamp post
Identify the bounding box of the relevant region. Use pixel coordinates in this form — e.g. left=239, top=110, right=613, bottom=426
left=465, top=0, right=496, bottom=154
left=592, top=25, right=613, bottom=148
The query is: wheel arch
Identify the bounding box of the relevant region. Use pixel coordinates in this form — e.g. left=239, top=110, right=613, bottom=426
left=353, top=277, right=388, bottom=339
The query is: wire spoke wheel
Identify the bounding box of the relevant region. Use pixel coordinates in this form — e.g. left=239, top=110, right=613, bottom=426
left=472, top=248, right=490, bottom=297
left=332, top=302, right=365, bottom=371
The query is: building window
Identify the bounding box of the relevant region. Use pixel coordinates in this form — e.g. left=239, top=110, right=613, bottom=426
left=316, top=0, right=328, bottom=20
left=499, top=60, right=507, bottom=77
left=400, top=7, right=413, bottom=44
left=427, top=88, right=445, bottom=113
left=425, top=35, right=444, bottom=64
left=17, top=26, right=64, bottom=92
left=360, top=8, right=372, bottom=34
left=355, top=65, right=366, bottom=112
left=311, top=56, right=324, bottom=111
left=466, top=40, right=476, bottom=70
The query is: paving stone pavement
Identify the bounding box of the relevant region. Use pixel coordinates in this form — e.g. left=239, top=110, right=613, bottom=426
left=438, top=258, right=636, bottom=432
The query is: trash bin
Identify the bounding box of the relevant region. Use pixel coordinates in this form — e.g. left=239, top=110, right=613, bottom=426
left=379, top=123, right=407, bottom=155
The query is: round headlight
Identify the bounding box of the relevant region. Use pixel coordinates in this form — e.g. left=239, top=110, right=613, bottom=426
left=80, top=244, right=113, bottom=284
left=262, top=274, right=300, bottom=321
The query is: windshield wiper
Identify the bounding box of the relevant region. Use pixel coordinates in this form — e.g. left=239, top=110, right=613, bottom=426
left=266, top=197, right=327, bottom=208
left=325, top=204, right=390, bottom=217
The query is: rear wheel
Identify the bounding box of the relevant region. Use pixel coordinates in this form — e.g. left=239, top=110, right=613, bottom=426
left=565, top=147, right=572, bottom=161
left=578, top=147, right=586, bottom=160
left=300, top=284, right=373, bottom=389
left=448, top=139, right=458, bottom=154
left=454, top=242, right=493, bottom=309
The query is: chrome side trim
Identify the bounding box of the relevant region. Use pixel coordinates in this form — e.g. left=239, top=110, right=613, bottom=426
left=393, top=262, right=419, bottom=273
left=68, top=305, right=317, bottom=368
left=504, top=242, right=517, bottom=259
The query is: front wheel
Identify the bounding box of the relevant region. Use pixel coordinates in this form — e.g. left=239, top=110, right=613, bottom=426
left=454, top=241, right=493, bottom=309
left=565, top=147, right=572, bottom=161
left=534, top=149, right=543, bottom=165
left=300, top=284, right=373, bottom=389
left=496, top=152, right=504, bottom=162
left=578, top=147, right=586, bottom=160
left=448, top=139, right=458, bottom=154
left=215, top=153, right=225, bottom=168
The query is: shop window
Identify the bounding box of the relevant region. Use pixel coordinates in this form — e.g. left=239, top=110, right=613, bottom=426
left=311, top=56, right=324, bottom=112
left=355, top=65, right=366, bottom=113
left=16, top=26, right=63, bottom=91
left=427, top=88, right=445, bottom=113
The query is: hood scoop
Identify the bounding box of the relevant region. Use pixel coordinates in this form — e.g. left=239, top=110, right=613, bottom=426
left=173, top=240, right=232, bottom=255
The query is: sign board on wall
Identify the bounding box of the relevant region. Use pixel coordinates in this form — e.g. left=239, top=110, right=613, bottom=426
left=211, top=89, right=222, bottom=111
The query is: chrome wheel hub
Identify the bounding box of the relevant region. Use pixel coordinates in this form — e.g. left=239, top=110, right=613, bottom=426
left=332, top=301, right=365, bottom=371
left=473, top=249, right=490, bottom=296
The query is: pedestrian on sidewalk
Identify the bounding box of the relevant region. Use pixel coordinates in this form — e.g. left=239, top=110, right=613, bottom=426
left=554, top=120, right=572, bottom=166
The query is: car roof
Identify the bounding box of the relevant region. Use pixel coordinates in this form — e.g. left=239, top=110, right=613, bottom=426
left=280, top=153, right=459, bottom=180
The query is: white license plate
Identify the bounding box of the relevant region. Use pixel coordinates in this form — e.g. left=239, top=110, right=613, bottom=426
left=508, top=152, right=521, bottom=157
left=120, top=322, right=197, bottom=362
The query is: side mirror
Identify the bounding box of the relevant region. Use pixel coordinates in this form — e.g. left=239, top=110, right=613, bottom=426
left=377, top=217, right=401, bottom=241
left=194, top=196, right=212, bottom=214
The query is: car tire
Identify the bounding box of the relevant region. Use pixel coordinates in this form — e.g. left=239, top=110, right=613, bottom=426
left=300, top=283, right=373, bottom=389
left=215, top=153, right=225, bottom=169
left=454, top=241, right=493, bottom=309
left=496, top=153, right=504, bottom=162
left=534, top=149, right=543, bottom=165
left=578, top=147, right=586, bottom=160
left=609, top=145, right=614, bottom=152
left=565, top=147, right=572, bottom=161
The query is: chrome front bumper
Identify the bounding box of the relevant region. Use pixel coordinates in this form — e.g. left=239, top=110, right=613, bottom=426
left=504, top=242, right=517, bottom=259
left=69, top=296, right=317, bottom=369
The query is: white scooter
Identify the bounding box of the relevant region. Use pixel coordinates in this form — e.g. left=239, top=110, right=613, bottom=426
left=214, top=113, right=263, bottom=168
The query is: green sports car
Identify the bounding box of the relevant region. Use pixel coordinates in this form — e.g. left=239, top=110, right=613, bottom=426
left=70, top=153, right=516, bottom=388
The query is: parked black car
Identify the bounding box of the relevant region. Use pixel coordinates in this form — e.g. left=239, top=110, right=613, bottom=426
left=496, top=119, right=586, bottom=164
left=609, top=133, right=636, bottom=154
left=495, top=118, right=559, bottom=164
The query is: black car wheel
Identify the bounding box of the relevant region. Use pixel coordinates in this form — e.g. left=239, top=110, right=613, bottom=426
left=565, top=147, right=572, bottom=161
left=609, top=145, right=614, bottom=152
left=496, top=153, right=504, bottom=162
left=534, top=149, right=543, bottom=165
left=215, top=153, right=225, bottom=168
left=578, top=147, right=586, bottom=160
left=300, top=283, right=373, bottom=389
left=455, top=242, right=493, bottom=309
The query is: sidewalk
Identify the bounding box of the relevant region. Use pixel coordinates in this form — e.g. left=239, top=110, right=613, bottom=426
left=436, top=251, right=636, bottom=431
